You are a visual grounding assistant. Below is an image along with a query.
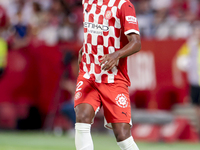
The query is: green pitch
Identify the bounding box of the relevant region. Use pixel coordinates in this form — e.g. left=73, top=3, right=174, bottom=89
left=0, top=131, right=199, bottom=150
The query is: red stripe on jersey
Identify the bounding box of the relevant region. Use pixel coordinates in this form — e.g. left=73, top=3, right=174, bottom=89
left=82, top=53, right=86, bottom=62
left=103, top=47, right=109, bottom=55
left=108, top=37, right=115, bottom=47
left=103, top=31, right=109, bottom=36
left=114, top=0, right=120, bottom=6
left=102, top=74, right=108, bottom=83
left=90, top=74, right=95, bottom=80
left=89, top=54, right=94, bottom=63
left=93, top=0, right=98, bottom=4
left=98, top=15, right=104, bottom=24
left=84, top=44, right=88, bottom=53
left=95, top=64, right=101, bottom=74
left=115, top=28, right=120, bottom=38
left=92, top=45, right=98, bottom=55
left=86, top=64, right=91, bottom=72
left=98, top=55, right=102, bottom=63
left=95, top=5, right=101, bottom=14
left=86, top=4, right=92, bottom=13
left=97, top=35, right=104, bottom=45
left=87, top=34, right=92, bottom=44
left=108, top=18, right=115, bottom=27
left=104, top=0, right=110, bottom=5
left=89, top=14, right=94, bottom=22
left=79, top=62, right=83, bottom=71
left=107, top=69, right=113, bottom=74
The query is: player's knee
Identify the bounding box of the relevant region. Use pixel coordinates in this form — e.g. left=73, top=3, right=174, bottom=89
left=115, top=132, right=130, bottom=142
left=75, top=112, right=92, bottom=123
left=113, top=127, right=131, bottom=142
left=75, top=104, right=95, bottom=123
left=112, top=123, right=131, bottom=142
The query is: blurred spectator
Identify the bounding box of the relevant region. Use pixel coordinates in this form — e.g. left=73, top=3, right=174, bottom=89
left=136, top=0, right=154, bottom=38
left=0, top=0, right=200, bottom=41
left=176, top=21, right=200, bottom=132
left=134, top=0, right=200, bottom=39
left=0, top=5, right=8, bottom=78
left=58, top=16, right=74, bottom=42
left=60, top=51, right=78, bottom=136
left=151, top=0, right=172, bottom=11
left=152, top=5, right=173, bottom=39
left=36, top=11, right=59, bottom=46
left=0, top=37, right=7, bottom=78
left=10, top=9, right=31, bottom=49
left=29, top=2, right=45, bottom=34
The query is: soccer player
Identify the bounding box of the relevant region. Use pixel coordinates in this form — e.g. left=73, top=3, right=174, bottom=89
left=74, top=0, right=141, bottom=149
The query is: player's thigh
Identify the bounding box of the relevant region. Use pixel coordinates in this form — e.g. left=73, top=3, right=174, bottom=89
left=74, top=77, right=101, bottom=123
left=75, top=103, right=95, bottom=123
left=101, top=83, right=131, bottom=128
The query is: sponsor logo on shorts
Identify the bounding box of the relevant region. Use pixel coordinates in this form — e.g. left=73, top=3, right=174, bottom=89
left=126, top=16, right=137, bottom=24
left=115, top=94, right=128, bottom=108
left=105, top=10, right=112, bottom=20
left=75, top=92, right=82, bottom=100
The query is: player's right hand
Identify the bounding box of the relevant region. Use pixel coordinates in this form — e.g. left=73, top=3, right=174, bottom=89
left=78, top=47, right=83, bottom=65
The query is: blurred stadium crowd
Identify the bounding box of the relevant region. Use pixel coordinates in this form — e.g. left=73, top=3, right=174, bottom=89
left=0, top=0, right=200, bottom=140
left=0, top=0, right=83, bottom=48
left=0, top=0, right=200, bottom=46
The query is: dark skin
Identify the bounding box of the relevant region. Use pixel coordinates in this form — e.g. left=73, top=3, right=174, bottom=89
left=75, top=33, right=141, bottom=142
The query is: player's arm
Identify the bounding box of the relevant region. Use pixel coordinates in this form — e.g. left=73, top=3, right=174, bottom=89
left=78, top=47, right=83, bottom=65
left=100, top=1, right=141, bottom=71
left=100, top=33, right=141, bottom=71
left=119, top=33, right=141, bottom=58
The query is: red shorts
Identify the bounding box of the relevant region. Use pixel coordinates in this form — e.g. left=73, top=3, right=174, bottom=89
left=74, top=75, right=132, bottom=129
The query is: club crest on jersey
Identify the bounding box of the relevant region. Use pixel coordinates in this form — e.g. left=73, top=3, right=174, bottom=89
left=126, top=16, right=137, bottom=24
left=104, top=10, right=112, bottom=20
left=115, top=94, right=128, bottom=108
left=75, top=92, right=82, bottom=100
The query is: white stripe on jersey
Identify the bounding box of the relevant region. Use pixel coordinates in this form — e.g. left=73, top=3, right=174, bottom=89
left=118, top=0, right=126, bottom=9
left=125, top=29, right=140, bottom=35
left=108, top=0, right=116, bottom=7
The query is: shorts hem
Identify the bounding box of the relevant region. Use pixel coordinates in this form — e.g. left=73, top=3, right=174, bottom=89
left=104, top=119, right=132, bottom=130
left=74, top=102, right=96, bottom=112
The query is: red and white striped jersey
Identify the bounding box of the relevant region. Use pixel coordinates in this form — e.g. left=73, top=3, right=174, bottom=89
left=79, top=0, right=140, bottom=85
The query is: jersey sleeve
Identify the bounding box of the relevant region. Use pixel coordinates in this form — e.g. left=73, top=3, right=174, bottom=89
left=119, top=1, right=140, bottom=35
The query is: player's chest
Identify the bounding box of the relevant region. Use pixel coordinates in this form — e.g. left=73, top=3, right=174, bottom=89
left=83, top=4, right=120, bottom=31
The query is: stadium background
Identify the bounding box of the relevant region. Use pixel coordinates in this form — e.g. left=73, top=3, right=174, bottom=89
left=0, top=0, right=200, bottom=149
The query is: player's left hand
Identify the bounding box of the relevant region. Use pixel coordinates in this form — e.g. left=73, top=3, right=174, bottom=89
left=100, top=52, right=119, bottom=71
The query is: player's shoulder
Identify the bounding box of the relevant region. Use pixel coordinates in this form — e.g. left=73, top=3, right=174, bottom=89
left=117, top=0, right=135, bottom=10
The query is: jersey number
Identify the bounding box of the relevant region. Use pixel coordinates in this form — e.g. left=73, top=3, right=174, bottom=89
left=76, top=81, right=83, bottom=91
